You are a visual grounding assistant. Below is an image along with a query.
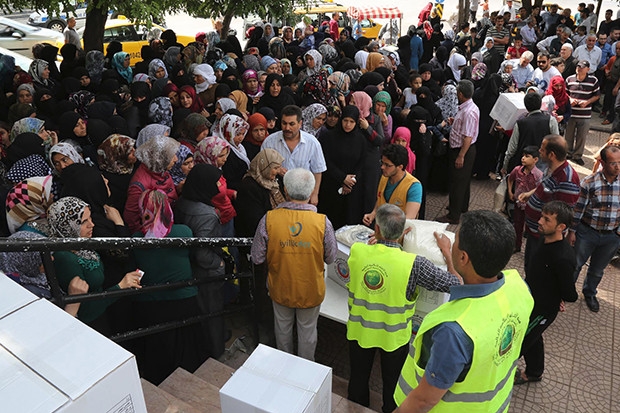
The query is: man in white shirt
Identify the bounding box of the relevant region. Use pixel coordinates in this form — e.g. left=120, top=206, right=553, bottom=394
left=530, top=51, right=561, bottom=91
left=574, top=34, right=602, bottom=74
left=499, top=0, right=517, bottom=22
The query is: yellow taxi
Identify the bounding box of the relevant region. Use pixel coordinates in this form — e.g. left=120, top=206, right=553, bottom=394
left=75, top=17, right=194, bottom=66
left=293, top=4, right=382, bottom=39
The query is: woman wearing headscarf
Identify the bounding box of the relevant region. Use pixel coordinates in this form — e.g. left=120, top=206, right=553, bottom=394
left=318, top=105, right=342, bottom=137
left=372, top=91, right=393, bottom=141
left=124, top=135, right=180, bottom=233
left=169, top=145, right=194, bottom=191
left=48, top=196, right=142, bottom=332
left=421, top=21, right=437, bottom=64
left=429, top=45, right=449, bottom=72
left=471, top=62, right=488, bottom=89
left=174, top=163, right=227, bottom=359
left=302, top=68, right=337, bottom=108
left=111, top=52, right=133, bottom=85
left=210, top=97, right=236, bottom=138
left=86, top=50, right=106, bottom=87
left=219, top=113, right=250, bottom=191
left=49, top=141, right=85, bottom=175
left=301, top=103, right=328, bottom=138
left=441, top=29, right=455, bottom=53
left=178, top=112, right=211, bottom=153
left=57, top=111, right=99, bottom=165
left=193, top=64, right=218, bottom=114
left=298, top=49, right=323, bottom=84
left=365, top=52, right=385, bottom=73
left=472, top=73, right=502, bottom=180
left=391, top=127, right=416, bottom=174
left=132, top=189, right=209, bottom=384
left=436, top=82, right=459, bottom=120
left=6, top=175, right=55, bottom=235
left=255, top=73, right=296, bottom=123
left=242, top=69, right=263, bottom=108
left=97, top=134, right=137, bottom=211
left=350, top=91, right=385, bottom=214
left=243, top=113, right=269, bottom=161
left=148, top=97, right=174, bottom=128
left=446, top=53, right=467, bottom=82
left=327, top=71, right=350, bottom=108
left=230, top=90, right=249, bottom=118
left=136, top=123, right=171, bottom=147
left=148, top=58, right=168, bottom=80
left=481, top=37, right=501, bottom=75
left=178, top=85, right=207, bottom=115
left=318, top=105, right=366, bottom=229
left=28, top=59, right=59, bottom=96
left=5, top=153, right=51, bottom=186
left=4, top=131, right=48, bottom=173
left=406, top=106, right=434, bottom=218
left=545, top=75, right=571, bottom=133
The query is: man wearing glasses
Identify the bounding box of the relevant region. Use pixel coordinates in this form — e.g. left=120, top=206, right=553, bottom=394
left=568, top=145, right=620, bottom=312
left=530, top=51, right=561, bottom=91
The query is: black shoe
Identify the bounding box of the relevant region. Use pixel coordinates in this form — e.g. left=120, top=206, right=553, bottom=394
left=585, top=295, right=599, bottom=312
left=573, top=158, right=585, bottom=166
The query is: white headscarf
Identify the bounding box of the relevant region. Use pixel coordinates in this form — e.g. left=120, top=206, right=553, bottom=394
left=447, top=53, right=466, bottom=81
left=193, top=64, right=217, bottom=93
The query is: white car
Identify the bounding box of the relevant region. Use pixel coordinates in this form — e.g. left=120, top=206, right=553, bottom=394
left=28, top=2, right=89, bottom=32
left=0, top=46, right=33, bottom=71
left=0, top=16, right=64, bottom=58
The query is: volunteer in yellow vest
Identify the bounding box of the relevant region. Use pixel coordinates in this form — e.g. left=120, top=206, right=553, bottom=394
left=394, top=210, right=534, bottom=413
left=363, top=144, right=422, bottom=227
left=347, top=204, right=461, bottom=413
left=251, top=168, right=337, bottom=361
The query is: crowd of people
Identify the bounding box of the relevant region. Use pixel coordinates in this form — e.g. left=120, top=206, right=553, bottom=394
left=0, top=2, right=619, bottom=410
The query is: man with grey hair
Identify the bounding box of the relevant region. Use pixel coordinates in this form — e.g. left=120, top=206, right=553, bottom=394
left=560, top=42, right=578, bottom=79
left=549, top=26, right=573, bottom=57
left=347, top=203, right=460, bottom=413
left=574, top=34, right=602, bottom=74
left=251, top=168, right=337, bottom=361
left=511, top=51, right=535, bottom=89
left=437, top=80, right=479, bottom=225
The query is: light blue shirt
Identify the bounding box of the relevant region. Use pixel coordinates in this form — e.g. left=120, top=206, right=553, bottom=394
left=262, top=130, right=327, bottom=173
left=511, top=60, right=535, bottom=88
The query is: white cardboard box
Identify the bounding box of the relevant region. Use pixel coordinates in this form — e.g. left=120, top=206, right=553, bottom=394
left=220, top=344, right=332, bottom=413
left=0, top=283, right=147, bottom=413
left=0, top=273, right=39, bottom=319
left=489, top=93, right=528, bottom=130
left=325, top=241, right=352, bottom=289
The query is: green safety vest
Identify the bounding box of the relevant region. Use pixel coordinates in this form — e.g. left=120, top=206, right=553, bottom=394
left=394, top=269, right=534, bottom=412
left=346, top=243, right=417, bottom=352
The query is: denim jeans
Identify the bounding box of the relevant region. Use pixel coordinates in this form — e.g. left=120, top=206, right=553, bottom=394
left=573, top=223, right=620, bottom=297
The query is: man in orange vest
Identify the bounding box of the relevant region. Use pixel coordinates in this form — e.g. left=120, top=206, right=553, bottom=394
left=251, top=168, right=337, bottom=361
left=363, top=144, right=422, bottom=226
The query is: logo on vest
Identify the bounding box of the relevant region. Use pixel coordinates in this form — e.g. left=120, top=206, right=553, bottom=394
left=289, top=222, right=303, bottom=237
left=363, top=269, right=385, bottom=291
left=494, top=313, right=523, bottom=365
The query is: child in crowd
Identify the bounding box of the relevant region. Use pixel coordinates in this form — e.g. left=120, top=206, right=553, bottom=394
left=508, top=146, right=543, bottom=253
left=396, top=73, right=422, bottom=119
left=506, top=34, right=528, bottom=59
left=572, top=26, right=587, bottom=47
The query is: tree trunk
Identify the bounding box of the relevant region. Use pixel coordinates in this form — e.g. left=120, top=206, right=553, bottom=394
left=533, top=0, right=544, bottom=8
left=221, top=10, right=234, bottom=40
left=459, top=0, right=469, bottom=29
left=521, top=0, right=532, bottom=12
left=83, top=0, right=108, bottom=52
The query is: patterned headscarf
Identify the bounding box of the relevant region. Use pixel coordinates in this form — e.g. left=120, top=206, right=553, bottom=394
left=436, top=83, right=459, bottom=119
left=148, top=97, right=173, bottom=128
left=301, top=103, right=328, bottom=137
left=372, top=91, right=392, bottom=115
left=327, top=71, right=350, bottom=97
left=471, top=63, right=488, bottom=81
left=304, top=71, right=337, bottom=107
left=28, top=59, right=50, bottom=86
left=85, top=50, right=105, bottom=85
left=169, top=145, right=193, bottom=185
left=245, top=148, right=286, bottom=208
left=194, top=136, right=230, bottom=167
left=148, top=59, right=168, bottom=79
left=304, top=50, right=323, bottom=77
left=6, top=154, right=52, bottom=183
left=10, top=118, right=45, bottom=143
left=0, top=231, right=51, bottom=295
left=49, top=142, right=84, bottom=175
left=112, top=52, right=133, bottom=84
left=68, top=90, right=95, bottom=119
left=136, top=124, right=171, bottom=147
left=135, top=135, right=180, bottom=174
left=138, top=189, right=174, bottom=238
left=221, top=114, right=250, bottom=168
left=6, top=175, right=54, bottom=235
left=242, top=69, right=263, bottom=98
left=48, top=196, right=100, bottom=263
left=97, top=134, right=136, bottom=174
left=351, top=91, right=373, bottom=118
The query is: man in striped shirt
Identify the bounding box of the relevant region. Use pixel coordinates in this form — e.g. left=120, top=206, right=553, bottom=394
left=520, top=135, right=581, bottom=267
left=567, top=145, right=620, bottom=312
left=565, top=61, right=600, bottom=165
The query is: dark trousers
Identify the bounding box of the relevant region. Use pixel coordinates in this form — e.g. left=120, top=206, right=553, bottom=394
left=520, top=312, right=557, bottom=378
left=447, top=144, right=477, bottom=221
left=348, top=340, right=409, bottom=413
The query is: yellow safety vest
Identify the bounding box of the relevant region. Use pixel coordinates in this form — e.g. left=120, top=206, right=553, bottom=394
left=266, top=208, right=326, bottom=308
left=377, top=172, right=420, bottom=212
left=394, top=269, right=534, bottom=412
left=347, top=243, right=417, bottom=352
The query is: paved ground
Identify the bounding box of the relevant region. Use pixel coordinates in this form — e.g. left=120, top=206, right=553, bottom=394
left=224, top=127, right=620, bottom=412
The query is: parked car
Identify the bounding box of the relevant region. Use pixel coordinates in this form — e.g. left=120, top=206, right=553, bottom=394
left=0, top=45, right=33, bottom=71
left=0, top=16, right=64, bottom=58
left=28, top=1, right=90, bottom=32
left=76, top=18, right=194, bottom=66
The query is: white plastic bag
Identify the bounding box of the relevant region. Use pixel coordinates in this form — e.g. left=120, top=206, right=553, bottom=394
left=494, top=177, right=507, bottom=213
left=402, top=220, right=455, bottom=269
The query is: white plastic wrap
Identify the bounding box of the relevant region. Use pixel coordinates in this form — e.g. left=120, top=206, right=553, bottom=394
left=402, top=219, right=455, bottom=269
left=335, top=225, right=374, bottom=247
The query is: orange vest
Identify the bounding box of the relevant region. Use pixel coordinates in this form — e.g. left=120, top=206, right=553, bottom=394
left=377, top=172, right=419, bottom=212
left=266, top=208, right=326, bottom=308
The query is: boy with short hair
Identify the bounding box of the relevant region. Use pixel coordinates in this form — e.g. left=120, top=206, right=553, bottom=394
left=506, top=34, right=528, bottom=59
left=508, top=145, right=543, bottom=252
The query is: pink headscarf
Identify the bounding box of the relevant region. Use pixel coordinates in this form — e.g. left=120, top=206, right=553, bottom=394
left=391, top=127, right=416, bottom=174
left=351, top=91, right=373, bottom=119
left=138, top=189, right=174, bottom=238
left=194, top=136, right=230, bottom=167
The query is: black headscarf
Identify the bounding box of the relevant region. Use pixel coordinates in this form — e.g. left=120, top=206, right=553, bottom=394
left=256, top=74, right=295, bottom=121
left=58, top=112, right=82, bottom=140
left=356, top=71, right=384, bottom=91
left=340, top=105, right=360, bottom=132
left=181, top=163, right=222, bottom=206
left=5, top=133, right=46, bottom=168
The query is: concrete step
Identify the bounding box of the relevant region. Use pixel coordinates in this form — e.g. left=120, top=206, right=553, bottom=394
left=159, top=368, right=222, bottom=412
left=332, top=375, right=382, bottom=412
left=332, top=394, right=379, bottom=412
left=141, top=379, right=203, bottom=413
left=193, top=358, right=235, bottom=389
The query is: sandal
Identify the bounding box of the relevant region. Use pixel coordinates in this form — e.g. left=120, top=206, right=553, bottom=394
left=514, top=369, right=542, bottom=385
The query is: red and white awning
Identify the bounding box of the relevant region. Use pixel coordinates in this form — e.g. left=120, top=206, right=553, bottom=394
left=346, top=6, right=403, bottom=20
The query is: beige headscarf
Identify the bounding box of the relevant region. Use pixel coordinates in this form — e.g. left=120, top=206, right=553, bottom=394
left=245, top=148, right=285, bottom=208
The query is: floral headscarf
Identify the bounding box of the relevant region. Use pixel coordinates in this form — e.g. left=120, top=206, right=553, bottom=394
left=6, top=175, right=54, bottom=235
left=135, top=135, right=180, bottom=174
left=304, top=71, right=337, bottom=107
left=351, top=91, right=373, bottom=118
left=0, top=231, right=51, bottom=295
left=68, top=90, right=95, bottom=119
left=148, top=97, right=173, bottom=128
left=136, top=124, right=171, bottom=147
left=48, top=196, right=100, bottom=263
left=221, top=113, right=251, bottom=167
left=112, top=52, right=133, bottom=84
left=28, top=59, right=50, bottom=86
left=169, top=144, right=193, bottom=185
left=436, top=83, right=459, bottom=119
left=97, top=134, right=136, bottom=174
left=372, top=91, right=392, bottom=115
left=148, top=59, right=168, bottom=79
left=9, top=118, right=45, bottom=143
left=471, top=63, right=488, bottom=81
left=194, top=136, right=230, bottom=166
left=245, top=148, right=286, bottom=208
left=304, top=50, right=323, bottom=77
left=301, top=103, right=328, bottom=137
left=138, top=189, right=174, bottom=238
left=85, top=50, right=105, bottom=85
left=49, top=142, right=84, bottom=175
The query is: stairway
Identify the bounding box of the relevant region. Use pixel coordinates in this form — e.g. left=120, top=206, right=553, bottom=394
left=141, top=353, right=382, bottom=412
